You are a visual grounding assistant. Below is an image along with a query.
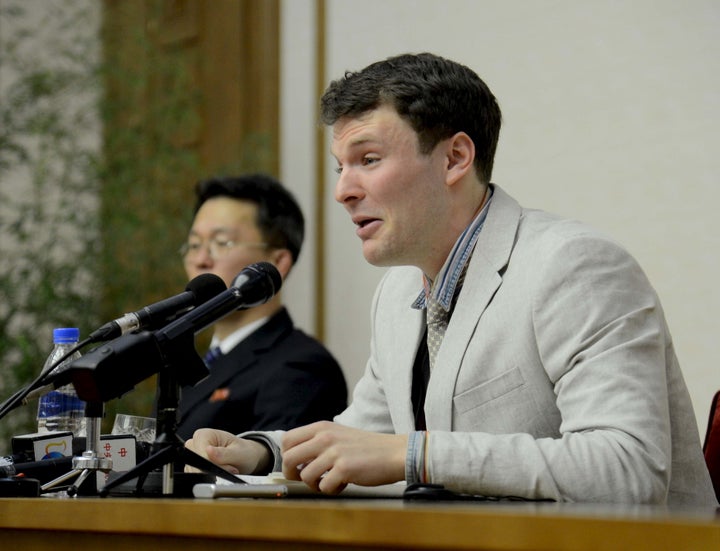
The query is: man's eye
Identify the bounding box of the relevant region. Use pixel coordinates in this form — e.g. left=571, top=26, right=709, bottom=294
left=334, top=166, right=343, bottom=174
left=362, top=157, right=379, bottom=166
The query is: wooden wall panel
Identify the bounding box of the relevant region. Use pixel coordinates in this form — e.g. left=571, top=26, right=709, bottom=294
left=100, top=0, right=279, bottom=420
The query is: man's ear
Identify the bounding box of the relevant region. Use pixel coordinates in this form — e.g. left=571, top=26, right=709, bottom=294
left=269, top=248, right=294, bottom=280
left=445, top=132, right=475, bottom=186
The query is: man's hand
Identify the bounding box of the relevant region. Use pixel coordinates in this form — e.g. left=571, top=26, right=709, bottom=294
left=185, top=428, right=271, bottom=475
left=281, top=421, right=407, bottom=495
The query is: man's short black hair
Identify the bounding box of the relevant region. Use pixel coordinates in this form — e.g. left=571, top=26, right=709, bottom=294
left=194, top=174, right=305, bottom=264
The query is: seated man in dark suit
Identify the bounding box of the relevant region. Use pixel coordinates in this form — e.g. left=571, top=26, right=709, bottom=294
left=174, top=174, right=347, bottom=440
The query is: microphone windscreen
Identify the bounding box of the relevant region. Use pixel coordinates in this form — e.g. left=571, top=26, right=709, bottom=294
left=228, top=262, right=282, bottom=310
left=185, top=273, right=226, bottom=305
left=243, top=261, right=282, bottom=292
left=265, top=262, right=283, bottom=291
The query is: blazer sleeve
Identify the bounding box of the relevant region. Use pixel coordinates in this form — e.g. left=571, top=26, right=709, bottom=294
left=334, top=270, right=399, bottom=434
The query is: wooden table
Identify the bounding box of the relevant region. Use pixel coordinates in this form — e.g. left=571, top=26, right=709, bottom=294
left=1, top=496, right=718, bottom=550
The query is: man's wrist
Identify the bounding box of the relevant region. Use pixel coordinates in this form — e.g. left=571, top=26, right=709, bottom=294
left=240, top=431, right=284, bottom=473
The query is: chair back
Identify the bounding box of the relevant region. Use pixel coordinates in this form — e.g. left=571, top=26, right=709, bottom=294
left=703, top=390, right=720, bottom=501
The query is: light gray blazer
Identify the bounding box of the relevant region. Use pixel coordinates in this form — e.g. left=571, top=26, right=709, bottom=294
left=335, top=185, right=717, bottom=505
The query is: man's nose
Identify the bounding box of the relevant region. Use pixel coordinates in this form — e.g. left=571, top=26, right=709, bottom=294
left=334, top=168, right=364, bottom=205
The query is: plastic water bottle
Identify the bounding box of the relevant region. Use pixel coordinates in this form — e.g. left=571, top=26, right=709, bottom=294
left=36, top=327, right=86, bottom=436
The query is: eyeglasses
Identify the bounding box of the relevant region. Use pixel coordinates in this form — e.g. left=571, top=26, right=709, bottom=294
left=179, top=238, right=268, bottom=261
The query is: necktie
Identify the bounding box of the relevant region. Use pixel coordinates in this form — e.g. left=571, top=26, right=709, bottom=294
left=425, top=265, right=467, bottom=371
left=426, top=297, right=448, bottom=371
left=203, top=346, right=223, bottom=367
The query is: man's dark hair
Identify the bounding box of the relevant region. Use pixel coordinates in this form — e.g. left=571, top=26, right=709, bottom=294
left=320, top=52, right=502, bottom=184
left=193, top=174, right=305, bottom=264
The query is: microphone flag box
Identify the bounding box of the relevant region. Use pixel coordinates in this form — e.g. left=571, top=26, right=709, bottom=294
left=96, top=434, right=136, bottom=488
left=12, top=432, right=74, bottom=461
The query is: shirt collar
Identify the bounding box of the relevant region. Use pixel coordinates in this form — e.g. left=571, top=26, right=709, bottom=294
left=211, top=315, right=271, bottom=355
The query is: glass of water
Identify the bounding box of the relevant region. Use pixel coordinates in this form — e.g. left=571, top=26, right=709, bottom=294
left=111, top=414, right=156, bottom=443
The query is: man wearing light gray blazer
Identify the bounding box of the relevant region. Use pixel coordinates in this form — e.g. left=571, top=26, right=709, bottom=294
left=185, top=53, right=717, bottom=506
left=334, top=183, right=715, bottom=504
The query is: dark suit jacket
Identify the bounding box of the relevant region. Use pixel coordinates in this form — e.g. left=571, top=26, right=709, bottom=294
left=175, top=308, right=347, bottom=440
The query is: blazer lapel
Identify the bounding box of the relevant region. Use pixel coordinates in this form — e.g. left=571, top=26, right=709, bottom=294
left=425, top=185, right=521, bottom=430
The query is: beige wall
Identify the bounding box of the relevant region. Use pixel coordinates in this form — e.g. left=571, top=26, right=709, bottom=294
left=281, top=0, right=720, bottom=435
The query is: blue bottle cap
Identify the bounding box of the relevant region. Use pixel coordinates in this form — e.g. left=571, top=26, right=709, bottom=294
left=53, top=327, right=80, bottom=344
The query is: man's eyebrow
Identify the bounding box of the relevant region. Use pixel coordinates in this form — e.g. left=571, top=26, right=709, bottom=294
left=348, top=135, right=382, bottom=147
left=188, top=227, right=236, bottom=237
left=333, top=136, right=381, bottom=156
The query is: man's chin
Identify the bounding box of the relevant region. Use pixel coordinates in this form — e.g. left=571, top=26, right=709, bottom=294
left=362, top=245, right=396, bottom=268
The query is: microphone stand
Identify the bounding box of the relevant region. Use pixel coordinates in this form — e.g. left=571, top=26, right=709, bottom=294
left=41, top=401, right=112, bottom=496
left=98, top=334, right=240, bottom=497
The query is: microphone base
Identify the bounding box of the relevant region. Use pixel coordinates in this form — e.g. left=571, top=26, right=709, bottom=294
left=98, top=440, right=240, bottom=497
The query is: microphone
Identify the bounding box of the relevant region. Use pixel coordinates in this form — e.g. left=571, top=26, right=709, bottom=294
left=23, top=273, right=227, bottom=402
left=157, top=262, right=282, bottom=343
left=0, top=456, right=74, bottom=484
left=88, top=273, right=226, bottom=343
left=67, top=262, right=283, bottom=402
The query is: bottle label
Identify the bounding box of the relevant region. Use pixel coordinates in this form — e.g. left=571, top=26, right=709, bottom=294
left=37, top=390, right=85, bottom=418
